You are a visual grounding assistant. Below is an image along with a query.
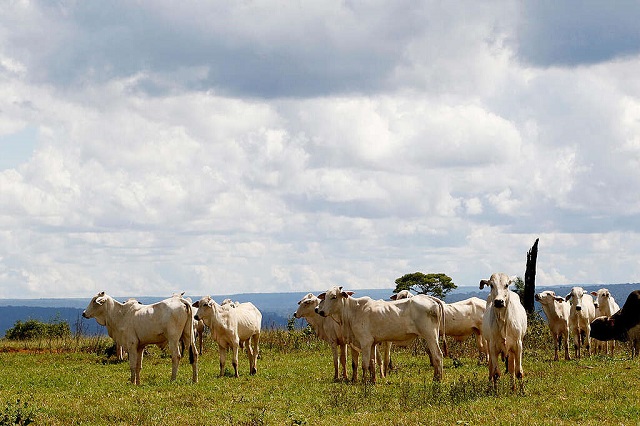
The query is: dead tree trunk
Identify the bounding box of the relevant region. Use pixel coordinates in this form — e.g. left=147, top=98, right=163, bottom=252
left=524, top=238, right=539, bottom=314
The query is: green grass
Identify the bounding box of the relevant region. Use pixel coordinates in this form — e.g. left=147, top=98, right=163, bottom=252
left=1, top=327, right=640, bottom=425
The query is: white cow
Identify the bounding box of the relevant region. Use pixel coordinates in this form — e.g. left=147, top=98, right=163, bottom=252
left=193, top=296, right=261, bottom=377
left=565, top=286, right=596, bottom=359
left=82, top=292, right=198, bottom=385
left=591, top=288, right=620, bottom=355
left=480, top=273, right=527, bottom=392
left=535, top=290, right=571, bottom=361
left=294, top=293, right=357, bottom=381
left=388, top=292, right=486, bottom=363
left=316, top=286, right=444, bottom=383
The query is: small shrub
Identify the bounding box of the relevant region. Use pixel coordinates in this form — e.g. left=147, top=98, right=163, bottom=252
left=4, top=318, right=71, bottom=341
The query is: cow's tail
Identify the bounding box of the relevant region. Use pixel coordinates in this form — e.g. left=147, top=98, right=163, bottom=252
left=426, top=295, right=448, bottom=357
left=181, top=298, right=197, bottom=364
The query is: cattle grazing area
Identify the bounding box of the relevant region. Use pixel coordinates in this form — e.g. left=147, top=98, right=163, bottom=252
left=2, top=326, right=640, bottom=425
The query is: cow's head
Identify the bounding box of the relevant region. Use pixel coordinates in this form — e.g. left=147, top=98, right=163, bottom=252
left=590, top=289, right=611, bottom=309
left=315, top=286, right=354, bottom=318
left=193, top=296, right=216, bottom=321
left=294, top=293, right=319, bottom=318
left=565, top=287, right=587, bottom=311
left=479, top=273, right=514, bottom=309
left=390, top=290, right=413, bottom=300
left=82, top=291, right=109, bottom=325
left=534, top=290, right=565, bottom=306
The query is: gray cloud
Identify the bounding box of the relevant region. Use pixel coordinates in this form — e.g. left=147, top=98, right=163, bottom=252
left=516, top=1, right=640, bottom=66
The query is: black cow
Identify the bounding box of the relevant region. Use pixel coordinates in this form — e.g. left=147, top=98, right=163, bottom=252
left=590, top=290, right=640, bottom=357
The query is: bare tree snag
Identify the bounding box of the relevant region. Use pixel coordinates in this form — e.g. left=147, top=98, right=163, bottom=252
left=524, top=238, right=539, bottom=314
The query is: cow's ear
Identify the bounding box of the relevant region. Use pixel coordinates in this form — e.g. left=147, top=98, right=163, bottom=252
left=479, top=280, right=489, bottom=290
left=342, top=291, right=354, bottom=298
left=95, top=296, right=106, bottom=305
left=318, top=293, right=326, bottom=300
left=554, top=296, right=565, bottom=302
left=390, top=294, right=398, bottom=300
left=98, top=291, right=105, bottom=297
left=207, top=299, right=214, bottom=307
left=565, top=293, right=571, bottom=301
left=590, top=291, right=598, bottom=297
left=192, top=300, right=200, bottom=308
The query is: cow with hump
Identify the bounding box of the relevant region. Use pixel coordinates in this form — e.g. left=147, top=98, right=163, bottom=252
left=82, top=291, right=199, bottom=385
left=480, top=273, right=527, bottom=392
left=390, top=290, right=487, bottom=363
left=591, top=290, right=640, bottom=358
left=193, top=296, right=262, bottom=377
left=315, top=286, right=445, bottom=383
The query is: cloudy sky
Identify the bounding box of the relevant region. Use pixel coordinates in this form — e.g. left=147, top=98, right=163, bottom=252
left=1, top=1, right=640, bottom=299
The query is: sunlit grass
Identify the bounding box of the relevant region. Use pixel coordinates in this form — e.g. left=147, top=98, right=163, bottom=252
left=1, top=326, right=640, bottom=425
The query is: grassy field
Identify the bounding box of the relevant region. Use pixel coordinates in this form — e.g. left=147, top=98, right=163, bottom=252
left=1, top=324, right=640, bottom=425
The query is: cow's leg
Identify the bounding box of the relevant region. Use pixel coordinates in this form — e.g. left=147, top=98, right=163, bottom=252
left=369, top=343, right=377, bottom=382
left=488, top=344, right=500, bottom=391
left=135, top=346, right=144, bottom=385
left=585, top=326, right=591, bottom=357
left=383, top=342, right=392, bottom=375
left=218, top=345, right=227, bottom=377
left=360, top=341, right=373, bottom=383
left=553, top=333, right=559, bottom=361
left=513, top=340, right=525, bottom=393
left=232, top=345, right=239, bottom=377
left=170, top=341, right=181, bottom=381
left=422, top=329, right=443, bottom=382
left=339, top=343, right=347, bottom=380
left=245, top=336, right=257, bottom=376
left=350, top=346, right=359, bottom=382
left=330, top=342, right=340, bottom=381
left=128, top=345, right=137, bottom=384
left=250, top=334, right=259, bottom=375
left=563, top=330, right=571, bottom=360
left=573, top=327, right=581, bottom=359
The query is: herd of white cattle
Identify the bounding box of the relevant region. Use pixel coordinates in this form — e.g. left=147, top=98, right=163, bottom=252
left=81, top=272, right=625, bottom=391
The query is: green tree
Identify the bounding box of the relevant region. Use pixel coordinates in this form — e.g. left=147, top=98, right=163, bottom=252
left=513, top=276, right=525, bottom=303
left=393, top=272, right=457, bottom=300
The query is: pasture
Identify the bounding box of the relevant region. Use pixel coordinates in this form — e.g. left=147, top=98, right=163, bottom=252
left=1, top=323, right=640, bottom=425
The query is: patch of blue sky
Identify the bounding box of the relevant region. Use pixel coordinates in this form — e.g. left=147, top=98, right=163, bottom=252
left=0, top=125, right=38, bottom=170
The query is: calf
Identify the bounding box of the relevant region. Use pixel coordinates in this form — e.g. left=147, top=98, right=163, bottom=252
left=316, top=286, right=444, bottom=383
left=591, top=290, right=640, bottom=358
left=480, top=273, right=527, bottom=392
left=194, top=296, right=261, bottom=377
left=82, top=292, right=198, bottom=385
left=565, top=287, right=596, bottom=359
left=535, top=290, right=571, bottom=361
